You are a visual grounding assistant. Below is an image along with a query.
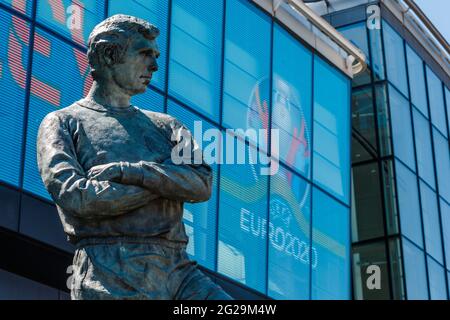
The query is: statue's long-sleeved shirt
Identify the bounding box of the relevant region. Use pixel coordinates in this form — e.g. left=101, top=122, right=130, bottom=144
left=36, top=98, right=212, bottom=245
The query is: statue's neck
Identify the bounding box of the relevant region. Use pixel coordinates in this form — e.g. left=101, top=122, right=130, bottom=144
left=85, top=80, right=131, bottom=109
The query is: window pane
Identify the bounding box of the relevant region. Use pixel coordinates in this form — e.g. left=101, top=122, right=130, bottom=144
left=131, top=87, right=164, bottom=113
left=433, top=129, right=450, bottom=202
left=352, top=162, right=384, bottom=242
left=338, top=22, right=371, bottom=87
left=0, top=11, right=29, bottom=186
left=446, top=87, right=450, bottom=136
left=37, top=0, right=105, bottom=46
left=108, top=0, right=169, bottom=91
left=389, top=238, right=406, bottom=299
left=352, top=87, right=377, bottom=162
left=413, top=108, right=435, bottom=188
left=272, top=24, right=312, bottom=179
left=0, top=268, right=59, bottom=299
left=23, top=29, right=92, bottom=199
left=218, top=139, right=268, bottom=293
left=402, top=238, right=428, bottom=300
left=420, top=181, right=443, bottom=264
left=167, top=100, right=218, bottom=270
left=440, top=198, right=450, bottom=271
left=375, top=84, right=392, bottom=157
left=268, top=166, right=311, bottom=299
left=427, top=257, right=447, bottom=300
left=0, top=0, right=33, bottom=16
left=390, top=85, right=415, bottom=170
left=222, top=0, right=271, bottom=150
left=382, top=21, right=408, bottom=96
left=169, top=0, right=223, bottom=122
left=312, top=188, right=350, bottom=299
left=313, top=56, right=351, bottom=205
left=382, top=160, right=399, bottom=235
left=406, top=45, right=427, bottom=117
left=352, top=241, right=391, bottom=300
left=396, top=160, right=422, bottom=247
left=426, top=67, right=447, bottom=137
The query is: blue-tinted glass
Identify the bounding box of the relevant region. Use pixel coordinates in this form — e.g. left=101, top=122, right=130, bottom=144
left=168, top=0, right=223, bottom=122
left=218, top=138, right=268, bottom=292
left=311, top=188, right=350, bottom=300
left=36, top=0, right=105, bottom=47
left=402, top=238, right=428, bottom=300
left=390, top=85, right=415, bottom=171
left=108, top=0, right=168, bottom=91
left=222, top=0, right=271, bottom=151
left=383, top=21, right=408, bottom=96
left=420, top=181, right=443, bottom=263
left=433, top=129, right=450, bottom=202
left=446, top=87, right=450, bottom=136
left=0, top=0, right=33, bottom=16
left=426, top=67, right=447, bottom=137
left=441, top=199, right=450, bottom=271
left=413, top=108, right=435, bottom=188
left=396, top=160, right=422, bottom=247
left=268, top=166, right=311, bottom=299
left=272, top=24, right=312, bottom=179
left=406, top=45, right=427, bottom=117
left=338, top=22, right=370, bottom=87
left=369, top=27, right=385, bottom=81
left=167, top=100, right=218, bottom=271
left=313, top=56, right=350, bottom=205
left=427, top=257, right=447, bottom=300
left=0, top=268, right=59, bottom=299
left=131, top=87, right=164, bottom=113
left=23, top=28, right=92, bottom=199
left=0, top=11, right=29, bottom=186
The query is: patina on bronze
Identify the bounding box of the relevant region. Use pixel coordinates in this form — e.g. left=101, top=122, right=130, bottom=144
left=37, top=14, right=231, bottom=300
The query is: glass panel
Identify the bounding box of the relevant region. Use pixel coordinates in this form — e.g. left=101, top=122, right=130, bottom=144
left=131, top=87, right=164, bottom=113
left=169, top=0, right=223, bottom=122
left=420, top=181, right=443, bottom=264
left=23, top=28, right=92, bottom=199
left=36, top=0, right=105, bottom=46
left=313, top=56, right=351, bottom=205
left=389, top=85, right=415, bottom=170
left=396, top=160, right=422, bottom=247
left=218, top=137, right=268, bottom=293
left=0, top=268, right=59, bottom=299
left=406, top=45, right=427, bottom=117
left=311, top=187, right=350, bottom=300
left=352, top=241, right=391, bottom=300
left=222, top=0, right=271, bottom=151
left=272, top=24, right=312, bottom=179
left=389, top=237, right=405, bottom=299
left=382, top=160, right=399, bottom=235
left=440, top=198, right=450, bottom=272
left=352, top=162, right=384, bottom=242
left=368, top=25, right=385, bottom=81
left=402, top=237, right=428, bottom=300
left=382, top=21, right=408, bottom=96
left=427, top=257, right=447, bottom=300
left=0, top=11, right=29, bottom=186
left=0, top=0, right=33, bottom=16
left=167, top=100, right=219, bottom=270
left=433, top=129, right=450, bottom=203
left=108, top=0, right=169, bottom=91
left=352, top=87, right=377, bottom=162
left=446, top=87, right=450, bottom=136
left=268, top=166, right=311, bottom=299
left=375, top=84, right=392, bottom=157
left=338, top=22, right=371, bottom=87
left=413, top=108, right=435, bottom=188
left=426, top=67, right=447, bottom=137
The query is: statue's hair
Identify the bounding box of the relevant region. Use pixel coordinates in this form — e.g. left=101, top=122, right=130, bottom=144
left=87, top=14, right=159, bottom=80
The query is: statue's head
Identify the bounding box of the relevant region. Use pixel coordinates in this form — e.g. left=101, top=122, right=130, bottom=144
left=87, top=14, right=160, bottom=95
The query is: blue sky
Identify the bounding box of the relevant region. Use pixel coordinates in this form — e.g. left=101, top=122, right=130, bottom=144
left=414, top=0, right=450, bottom=42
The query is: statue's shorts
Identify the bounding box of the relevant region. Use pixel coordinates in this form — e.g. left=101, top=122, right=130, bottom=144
left=69, top=237, right=233, bottom=300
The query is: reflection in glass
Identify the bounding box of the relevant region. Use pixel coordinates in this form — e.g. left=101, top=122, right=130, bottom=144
left=368, top=27, right=385, bottom=81
left=382, top=160, right=399, bottom=235
left=375, top=84, right=392, bottom=157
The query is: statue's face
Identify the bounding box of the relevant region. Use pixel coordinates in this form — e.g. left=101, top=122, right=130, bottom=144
left=110, top=33, right=159, bottom=95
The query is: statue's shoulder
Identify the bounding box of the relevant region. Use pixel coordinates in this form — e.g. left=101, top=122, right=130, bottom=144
left=138, top=108, right=182, bottom=129
left=41, top=101, right=84, bottom=125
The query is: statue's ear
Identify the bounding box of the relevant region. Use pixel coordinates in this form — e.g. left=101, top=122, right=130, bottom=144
left=102, top=44, right=119, bottom=67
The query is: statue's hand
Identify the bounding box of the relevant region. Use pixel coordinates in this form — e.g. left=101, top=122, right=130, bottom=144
left=87, top=162, right=122, bottom=182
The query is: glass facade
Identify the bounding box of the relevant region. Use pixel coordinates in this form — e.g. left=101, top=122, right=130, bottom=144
left=0, top=0, right=352, bottom=299
left=342, top=8, right=450, bottom=300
